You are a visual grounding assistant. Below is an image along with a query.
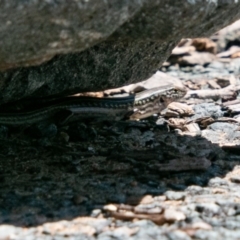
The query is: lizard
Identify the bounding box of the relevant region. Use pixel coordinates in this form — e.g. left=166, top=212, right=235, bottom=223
left=0, top=84, right=186, bottom=125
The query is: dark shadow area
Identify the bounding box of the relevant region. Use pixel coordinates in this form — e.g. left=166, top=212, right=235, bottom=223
left=0, top=118, right=238, bottom=227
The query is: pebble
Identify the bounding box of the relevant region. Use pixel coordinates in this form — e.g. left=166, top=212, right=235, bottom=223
left=192, top=103, right=223, bottom=120
left=166, top=230, right=191, bottom=240
left=164, top=191, right=186, bottom=200
left=0, top=225, right=18, bottom=239
left=164, top=209, right=186, bottom=221
left=208, top=177, right=230, bottom=187
left=193, top=230, right=221, bottom=240
left=207, top=61, right=225, bottom=70
left=195, top=203, right=220, bottom=216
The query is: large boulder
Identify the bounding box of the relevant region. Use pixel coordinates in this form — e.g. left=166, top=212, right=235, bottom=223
left=0, top=0, right=240, bottom=103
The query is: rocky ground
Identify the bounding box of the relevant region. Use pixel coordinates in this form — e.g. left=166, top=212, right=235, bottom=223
left=1, top=21, right=240, bottom=240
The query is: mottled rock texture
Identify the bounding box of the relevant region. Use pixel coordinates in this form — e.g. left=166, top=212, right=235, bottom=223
left=0, top=0, right=240, bottom=103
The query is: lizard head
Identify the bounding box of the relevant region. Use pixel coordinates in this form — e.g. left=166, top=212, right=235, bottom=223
left=130, top=84, right=187, bottom=120
left=159, top=85, right=187, bottom=105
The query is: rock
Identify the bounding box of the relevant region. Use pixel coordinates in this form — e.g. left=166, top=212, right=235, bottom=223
left=208, top=177, right=230, bottom=187
left=164, top=191, right=186, bottom=200
left=0, top=1, right=240, bottom=103
left=195, top=203, right=220, bottom=216
left=193, top=230, right=221, bottom=240
left=208, top=122, right=238, bottom=132
left=166, top=230, right=191, bottom=240
left=170, top=52, right=217, bottom=66
left=217, top=46, right=240, bottom=58
left=191, top=103, right=224, bottom=120
left=164, top=209, right=186, bottom=221
left=213, top=19, right=240, bottom=52
left=0, top=225, right=19, bottom=239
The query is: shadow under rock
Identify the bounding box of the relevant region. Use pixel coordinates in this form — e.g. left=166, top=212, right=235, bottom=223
left=0, top=120, right=238, bottom=227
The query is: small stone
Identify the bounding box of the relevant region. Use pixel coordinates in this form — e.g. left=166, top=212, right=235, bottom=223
left=208, top=60, right=225, bottom=69
left=88, top=146, right=95, bottom=153
left=164, top=209, right=186, bottom=221
left=154, top=196, right=167, bottom=202
left=166, top=230, right=191, bottom=240
left=186, top=185, right=204, bottom=194
left=0, top=225, right=18, bottom=239
left=208, top=177, right=229, bottom=187
left=195, top=203, right=220, bottom=215
left=165, top=191, right=186, bottom=200
left=103, top=204, right=117, bottom=212
left=226, top=207, right=237, bottom=216
left=193, top=230, right=220, bottom=239
left=192, top=221, right=212, bottom=230
left=139, top=195, right=154, bottom=204
left=91, top=209, right=102, bottom=218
